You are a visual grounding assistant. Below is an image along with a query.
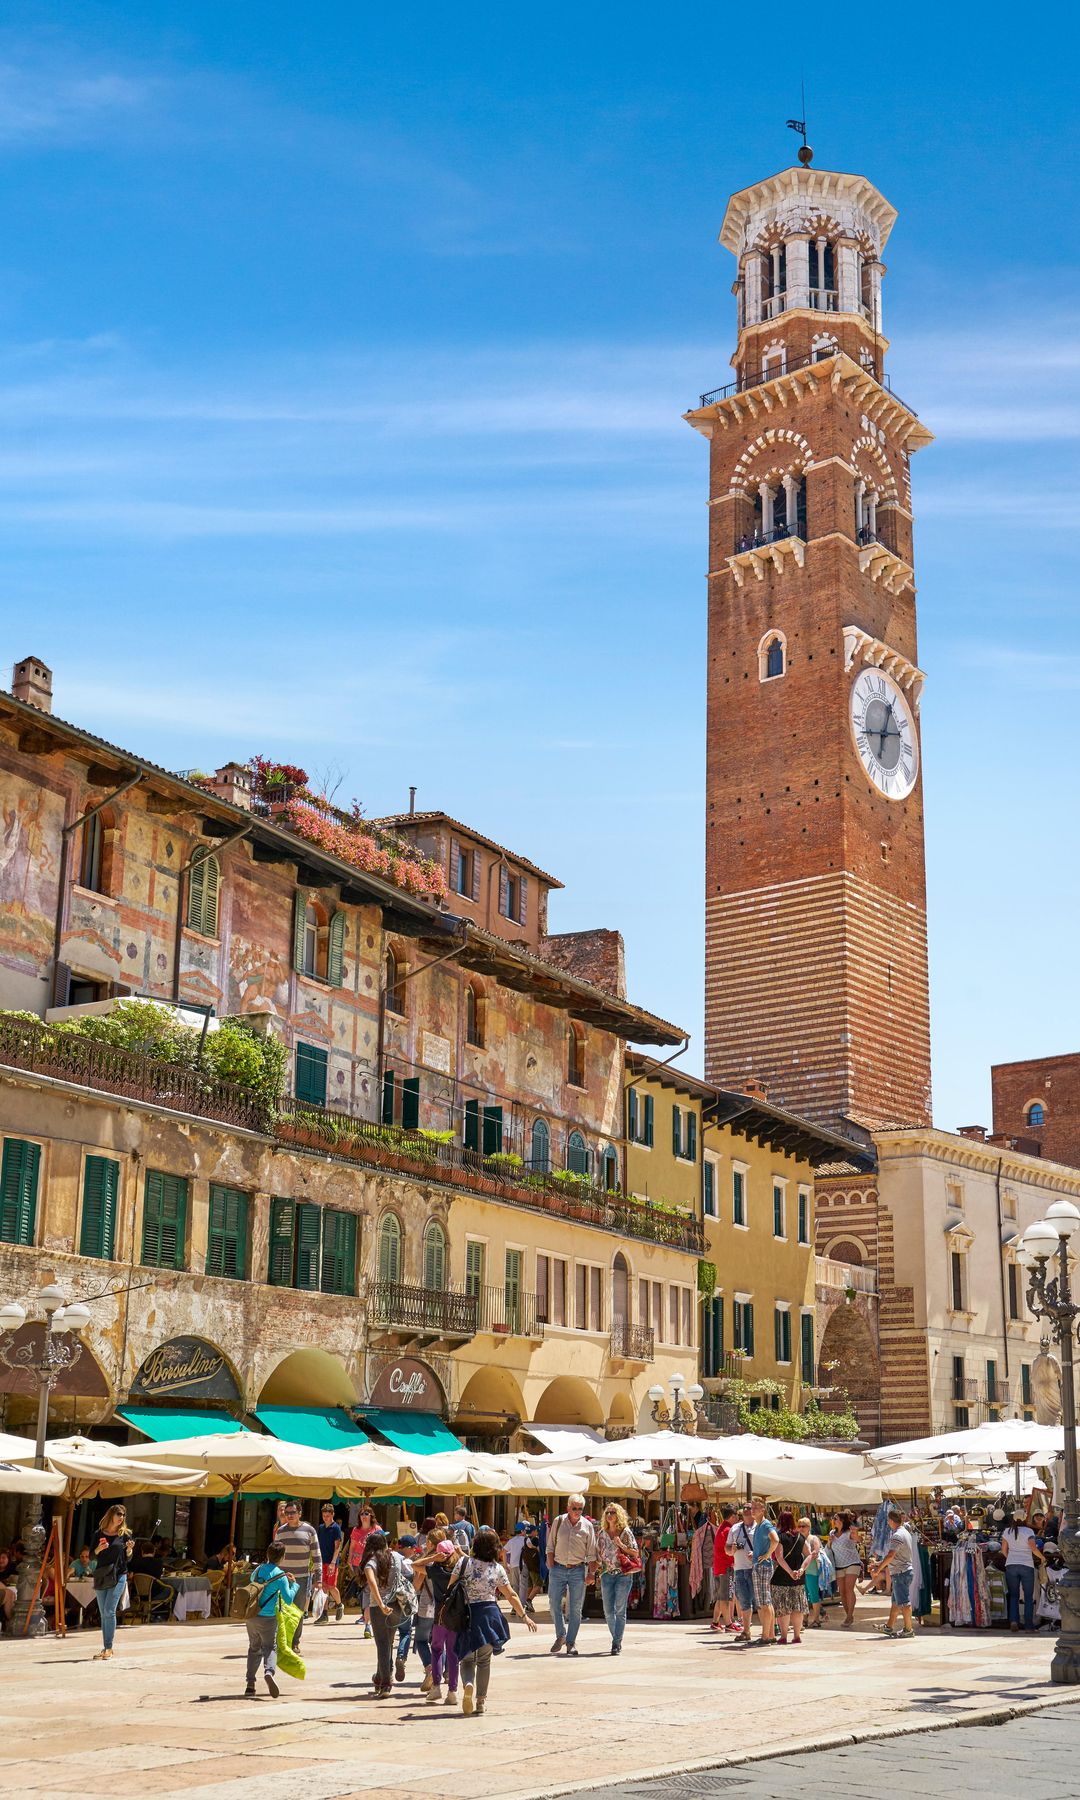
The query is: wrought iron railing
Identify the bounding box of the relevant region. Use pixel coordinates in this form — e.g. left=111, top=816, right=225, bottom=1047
left=479, top=1285, right=544, bottom=1338
left=733, top=523, right=805, bottom=554
left=366, top=1279, right=479, bottom=1337
left=610, top=1321, right=654, bottom=1360
left=697, top=351, right=917, bottom=419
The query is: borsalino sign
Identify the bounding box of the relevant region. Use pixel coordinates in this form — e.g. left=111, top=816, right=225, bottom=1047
left=369, top=1357, right=445, bottom=1412
left=130, top=1336, right=242, bottom=1402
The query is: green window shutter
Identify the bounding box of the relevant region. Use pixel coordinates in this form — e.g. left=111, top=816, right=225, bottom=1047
left=643, top=1094, right=654, bottom=1147
left=378, top=1213, right=402, bottom=1284
left=0, top=1138, right=41, bottom=1246
left=798, top=1191, right=808, bottom=1244
left=703, top=1160, right=714, bottom=1215
left=207, top=1183, right=248, bottom=1280
left=687, top=1112, right=697, bottom=1161
left=672, top=1105, right=681, bottom=1157
left=142, top=1171, right=187, bottom=1270
left=747, top=1303, right=755, bottom=1357
left=465, top=1240, right=484, bottom=1298
left=401, top=1077, right=420, bottom=1131
left=801, top=1312, right=815, bottom=1382
left=715, top=1295, right=724, bottom=1370
left=80, top=1155, right=119, bottom=1259
left=326, top=910, right=347, bottom=987
left=320, top=1208, right=356, bottom=1296
left=292, top=889, right=308, bottom=971
left=423, top=1222, right=446, bottom=1290
left=187, top=852, right=220, bottom=937
left=295, top=1042, right=328, bottom=1105
left=295, top=1202, right=322, bottom=1290
left=482, top=1105, right=503, bottom=1155
left=627, top=1087, right=638, bottom=1140
left=774, top=1308, right=782, bottom=1361
left=268, top=1197, right=296, bottom=1286
left=382, top=1070, right=396, bottom=1125
left=464, top=1099, right=479, bottom=1152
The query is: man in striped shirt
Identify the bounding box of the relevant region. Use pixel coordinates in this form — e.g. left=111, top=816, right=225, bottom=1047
left=274, top=1502, right=319, bottom=1646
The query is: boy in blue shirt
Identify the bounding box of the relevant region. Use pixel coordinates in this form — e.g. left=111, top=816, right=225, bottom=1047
left=245, top=1542, right=298, bottom=1697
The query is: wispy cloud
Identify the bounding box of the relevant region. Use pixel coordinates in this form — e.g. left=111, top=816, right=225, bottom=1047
left=0, top=60, right=151, bottom=144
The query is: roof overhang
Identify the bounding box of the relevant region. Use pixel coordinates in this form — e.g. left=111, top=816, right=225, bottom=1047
left=720, top=166, right=896, bottom=255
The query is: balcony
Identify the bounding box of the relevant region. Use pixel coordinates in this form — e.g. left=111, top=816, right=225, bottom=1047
left=728, top=524, right=806, bottom=586
left=610, top=1321, right=654, bottom=1363
left=808, top=287, right=839, bottom=312
left=366, top=1279, right=479, bottom=1348
left=479, top=1285, right=545, bottom=1340
left=695, top=351, right=922, bottom=435
left=762, top=291, right=787, bottom=320
left=951, top=1375, right=978, bottom=1403
left=816, top=1257, right=879, bottom=1297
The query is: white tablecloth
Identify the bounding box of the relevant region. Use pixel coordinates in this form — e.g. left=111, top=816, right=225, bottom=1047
left=167, top=1574, right=212, bottom=1621
left=67, top=1578, right=96, bottom=1614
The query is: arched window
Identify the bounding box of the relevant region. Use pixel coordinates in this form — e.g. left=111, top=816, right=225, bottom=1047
left=612, top=1251, right=629, bottom=1323
left=465, top=982, right=483, bottom=1048
left=567, top=1023, right=585, bottom=1088
left=78, top=807, right=114, bottom=895
left=1027, top=1102, right=1046, bottom=1128
left=303, top=900, right=329, bottom=979
left=601, top=1145, right=619, bottom=1192
left=530, top=1118, right=550, bottom=1173
left=810, top=238, right=836, bottom=306
left=377, top=1212, right=402, bottom=1285
left=567, top=1130, right=589, bottom=1177
left=422, top=1219, right=447, bottom=1291
left=385, top=948, right=405, bottom=1016
left=758, top=631, right=787, bottom=682
left=186, top=852, right=220, bottom=938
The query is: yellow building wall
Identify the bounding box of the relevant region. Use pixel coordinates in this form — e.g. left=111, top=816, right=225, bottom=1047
left=624, top=1072, right=704, bottom=1214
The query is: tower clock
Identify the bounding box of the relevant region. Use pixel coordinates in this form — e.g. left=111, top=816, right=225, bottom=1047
left=688, top=162, right=933, bottom=1136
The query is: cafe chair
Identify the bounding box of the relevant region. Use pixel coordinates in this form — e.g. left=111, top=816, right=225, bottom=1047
left=130, top=1572, right=175, bottom=1624
left=206, top=1569, right=227, bottom=1616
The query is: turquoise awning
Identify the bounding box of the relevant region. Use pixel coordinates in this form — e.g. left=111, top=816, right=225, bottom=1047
left=254, top=1406, right=370, bottom=1452
left=118, top=1406, right=245, bottom=1441
left=362, top=1409, right=463, bottom=1454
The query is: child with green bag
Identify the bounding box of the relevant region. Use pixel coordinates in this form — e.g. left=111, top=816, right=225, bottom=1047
left=245, top=1542, right=300, bottom=1697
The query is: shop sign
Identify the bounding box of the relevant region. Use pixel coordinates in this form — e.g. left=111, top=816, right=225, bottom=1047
left=130, top=1336, right=241, bottom=1402
left=369, top=1357, right=445, bottom=1411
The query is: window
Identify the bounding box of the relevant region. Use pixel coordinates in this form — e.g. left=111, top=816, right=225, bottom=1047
left=292, top=893, right=344, bottom=983
left=1021, top=1362, right=1033, bottom=1418
left=733, top=1296, right=755, bottom=1356
left=320, top=1208, right=358, bottom=1296
left=1002, top=1188, right=1018, bottom=1221
left=382, top=1069, right=396, bottom=1125
left=482, top=1105, right=503, bottom=1156
left=0, top=1137, right=41, bottom=1246
left=376, top=1211, right=403, bottom=1285
left=800, top=1310, right=815, bottom=1383
left=955, top=1406, right=970, bottom=1428
left=80, top=1154, right=119, bottom=1260
left=267, top=1197, right=354, bottom=1292
left=423, top=1220, right=448, bottom=1291
left=206, top=1183, right=248, bottom=1280
left=567, top=1130, right=589, bottom=1176
left=704, top=1156, right=718, bottom=1217
left=465, top=983, right=484, bottom=1047
left=672, top=1105, right=681, bottom=1159
left=797, top=1188, right=810, bottom=1246
left=141, top=1170, right=188, bottom=1270
left=951, top=1354, right=966, bottom=1401
left=539, top=1254, right=567, bottom=1327
left=450, top=840, right=477, bottom=899
left=186, top=852, right=220, bottom=937
left=946, top=1180, right=963, bottom=1213
left=294, top=1041, right=328, bottom=1106
left=465, top=1239, right=485, bottom=1299
left=464, top=1097, right=479, bottom=1152
left=302, top=901, right=328, bottom=979
left=612, top=1251, right=629, bottom=1324
left=672, top=1106, right=697, bottom=1161
left=384, top=948, right=405, bottom=1015
left=1027, top=1102, right=1046, bottom=1128
left=1008, top=1261, right=1022, bottom=1322
left=68, top=975, right=106, bottom=1006
left=986, top=1358, right=998, bottom=1408
left=669, top=1286, right=679, bottom=1344
left=681, top=1287, right=692, bottom=1346
left=627, top=1088, right=654, bottom=1146
left=530, top=1118, right=550, bottom=1173
left=774, top=1305, right=792, bottom=1364
left=78, top=808, right=114, bottom=894
left=575, top=1264, right=602, bottom=1332
left=703, top=1295, right=724, bottom=1376
left=498, top=867, right=528, bottom=925
left=505, top=1248, right=524, bottom=1332
left=601, top=1145, right=619, bottom=1191
left=401, top=1076, right=420, bottom=1131
left=950, top=1249, right=968, bottom=1313
left=764, top=635, right=785, bottom=680
left=567, top=1024, right=585, bottom=1088
left=772, top=1182, right=786, bottom=1239
left=733, top=1166, right=747, bottom=1227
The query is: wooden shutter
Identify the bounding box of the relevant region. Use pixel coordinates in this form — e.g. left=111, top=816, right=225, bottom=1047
left=471, top=850, right=481, bottom=903
left=295, top=1202, right=322, bottom=1290
left=498, top=866, right=509, bottom=917
left=207, top=1183, right=248, bottom=1280
left=326, top=910, right=347, bottom=987
left=268, top=1197, right=296, bottom=1286
left=80, top=1155, right=119, bottom=1259
left=449, top=839, right=460, bottom=890
left=465, top=1239, right=484, bottom=1297
left=627, top=1087, right=638, bottom=1140
left=482, top=1105, right=503, bottom=1155
left=382, top=1070, right=396, bottom=1125
left=292, top=889, right=307, bottom=971
left=401, top=1077, right=420, bottom=1131
left=672, top=1105, right=681, bottom=1157
left=746, top=1302, right=755, bottom=1357
left=0, top=1138, right=41, bottom=1246
left=423, top=1222, right=446, bottom=1291
left=643, top=1094, right=654, bottom=1147
left=186, top=853, right=218, bottom=936
left=463, top=1099, right=479, bottom=1152
left=378, top=1214, right=401, bottom=1284
left=320, top=1208, right=357, bottom=1296
left=295, top=1042, right=328, bottom=1105
left=801, top=1311, right=814, bottom=1381
left=142, top=1170, right=187, bottom=1270
left=518, top=874, right=528, bottom=925
left=687, top=1111, right=697, bottom=1161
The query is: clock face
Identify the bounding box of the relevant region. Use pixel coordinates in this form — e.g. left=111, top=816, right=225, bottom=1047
left=849, top=668, right=919, bottom=799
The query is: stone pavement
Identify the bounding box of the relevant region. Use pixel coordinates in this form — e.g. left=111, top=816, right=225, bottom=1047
left=0, top=1600, right=1074, bottom=1800
left=574, top=1709, right=1080, bottom=1799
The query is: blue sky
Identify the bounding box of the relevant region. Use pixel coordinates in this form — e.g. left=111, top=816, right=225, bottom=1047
left=1, top=4, right=1077, bottom=1132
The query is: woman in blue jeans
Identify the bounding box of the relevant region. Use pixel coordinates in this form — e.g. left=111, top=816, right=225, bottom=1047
left=597, top=1504, right=640, bottom=1655
left=1003, top=1513, right=1043, bottom=1631
left=92, top=1504, right=132, bottom=1660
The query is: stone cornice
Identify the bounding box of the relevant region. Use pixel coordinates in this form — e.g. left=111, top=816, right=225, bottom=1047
left=875, top=1124, right=1080, bottom=1194
left=720, top=167, right=897, bottom=256
left=843, top=626, right=926, bottom=709
left=685, top=351, right=933, bottom=455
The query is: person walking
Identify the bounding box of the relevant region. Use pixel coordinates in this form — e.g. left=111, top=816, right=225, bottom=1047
left=244, top=1541, right=297, bottom=1697
left=546, top=1495, right=598, bottom=1656
left=711, top=1505, right=737, bottom=1633
left=750, top=1499, right=778, bottom=1647
left=728, top=1503, right=757, bottom=1644
left=798, top=1516, right=824, bottom=1627
left=316, top=1503, right=344, bottom=1624
left=454, top=1525, right=537, bottom=1715
left=596, top=1503, right=640, bottom=1656
left=451, top=1504, right=475, bottom=1552
left=828, top=1512, right=862, bottom=1627
left=771, top=1511, right=809, bottom=1644
left=871, top=1506, right=916, bottom=1640
left=361, top=1531, right=414, bottom=1697
left=1003, top=1510, right=1043, bottom=1632
left=91, top=1504, right=132, bottom=1661
left=348, top=1505, right=378, bottom=1633
left=273, top=1501, right=320, bottom=1647
left=504, top=1522, right=531, bottom=1613
left=425, top=1537, right=462, bottom=1706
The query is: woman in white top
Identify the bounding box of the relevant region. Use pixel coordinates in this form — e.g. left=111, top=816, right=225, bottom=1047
left=1003, top=1512, right=1043, bottom=1632
left=451, top=1527, right=537, bottom=1716
left=828, top=1512, right=862, bottom=1626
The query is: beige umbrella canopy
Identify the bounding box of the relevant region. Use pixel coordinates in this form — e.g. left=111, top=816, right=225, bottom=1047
left=384, top=1450, right=514, bottom=1498
left=0, top=1461, right=65, bottom=1496
left=117, top=1428, right=409, bottom=1496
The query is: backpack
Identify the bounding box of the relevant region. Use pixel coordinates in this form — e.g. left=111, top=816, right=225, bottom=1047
left=436, top=1560, right=470, bottom=1634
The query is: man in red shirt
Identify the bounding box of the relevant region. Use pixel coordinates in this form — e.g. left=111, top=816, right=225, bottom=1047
left=711, top=1505, right=739, bottom=1634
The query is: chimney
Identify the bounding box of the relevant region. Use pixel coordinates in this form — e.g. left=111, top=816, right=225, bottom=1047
left=210, top=762, right=253, bottom=811
left=956, top=1124, right=988, bottom=1142
left=408, top=785, right=417, bottom=816
left=12, top=655, right=53, bottom=714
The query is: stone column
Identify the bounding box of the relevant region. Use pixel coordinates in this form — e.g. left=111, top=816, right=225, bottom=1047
left=854, top=479, right=865, bottom=535
left=786, top=236, right=810, bottom=311
left=867, top=492, right=878, bottom=537
left=865, top=260, right=884, bottom=334
left=758, top=481, right=773, bottom=540
left=815, top=236, right=828, bottom=304
left=744, top=252, right=763, bottom=327
left=783, top=473, right=798, bottom=530
left=770, top=245, right=783, bottom=314
left=838, top=242, right=859, bottom=315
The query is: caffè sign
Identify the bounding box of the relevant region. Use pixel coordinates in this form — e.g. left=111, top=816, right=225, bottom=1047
left=369, top=1357, right=444, bottom=1411
left=130, top=1335, right=241, bottom=1402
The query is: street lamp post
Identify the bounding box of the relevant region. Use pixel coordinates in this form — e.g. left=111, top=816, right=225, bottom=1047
left=0, top=1285, right=92, bottom=1636
left=1019, top=1199, right=1080, bottom=1684
left=647, top=1373, right=705, bottom=1519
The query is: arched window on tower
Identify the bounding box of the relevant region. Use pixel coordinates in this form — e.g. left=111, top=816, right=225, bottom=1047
left=1026, top=1102, right=1046, bottom=1128
left=753, top=475, right=806, bottom=545
left=764, top=242, right=787, bottom=319
left=810, top=237, right=836, bottom=309
left=758, top=631, right=787, bottom=682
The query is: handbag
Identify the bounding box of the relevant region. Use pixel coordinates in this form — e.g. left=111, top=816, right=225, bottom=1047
left=437, top=1562, right=471, bottom=1634
left=615, top=1530, right=642, bottom=1575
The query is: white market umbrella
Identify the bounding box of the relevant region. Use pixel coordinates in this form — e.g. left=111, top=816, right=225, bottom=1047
left=545, top=1429, right=732, bottom=1475
left=117, top=1427, right=407, bottom=1495
left=0, top=1460, right=65, bottom=1496
left=518, top=1452, right=659, bottom=1496
left=0, top=1430, right=37, bottom=1462
left=390, top=1450, right=514, bottom=1497
left=867, top=1420, right=1064, bottom=1465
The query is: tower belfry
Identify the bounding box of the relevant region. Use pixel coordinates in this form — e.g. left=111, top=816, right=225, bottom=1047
left=688, top=161, right=934, bottom=1138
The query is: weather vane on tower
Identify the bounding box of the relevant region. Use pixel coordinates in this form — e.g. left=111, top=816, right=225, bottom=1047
left=786, top=86, right=813, bottom=165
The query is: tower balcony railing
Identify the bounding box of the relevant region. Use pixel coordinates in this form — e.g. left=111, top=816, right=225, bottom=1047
left=762, top=291, right=787, bottom=319
left=808, top=287, right=839, bottom=311
left=697, top=352, right=917, bottom=419
left=734, top=523, right=805, bottom=555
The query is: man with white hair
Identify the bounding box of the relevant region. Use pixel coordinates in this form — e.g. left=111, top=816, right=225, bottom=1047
left=546, top=1495, right=598, bottom=1655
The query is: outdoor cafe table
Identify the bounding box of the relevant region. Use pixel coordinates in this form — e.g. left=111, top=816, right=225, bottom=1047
left=164, top=1572, right=212, bottom=1621
left=66, top=1577, right=98, bottom=1624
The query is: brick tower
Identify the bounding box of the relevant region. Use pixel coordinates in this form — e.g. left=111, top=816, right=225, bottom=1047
left=688, top=162, right=933, bottom=1138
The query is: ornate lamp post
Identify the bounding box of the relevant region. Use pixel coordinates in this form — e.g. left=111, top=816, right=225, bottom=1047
left=647, top=1373, right=705, bottom=1522
left=1018, top=1199, right=1080, bottom=1684
left=0, top=1285, right=92, bottom=1636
